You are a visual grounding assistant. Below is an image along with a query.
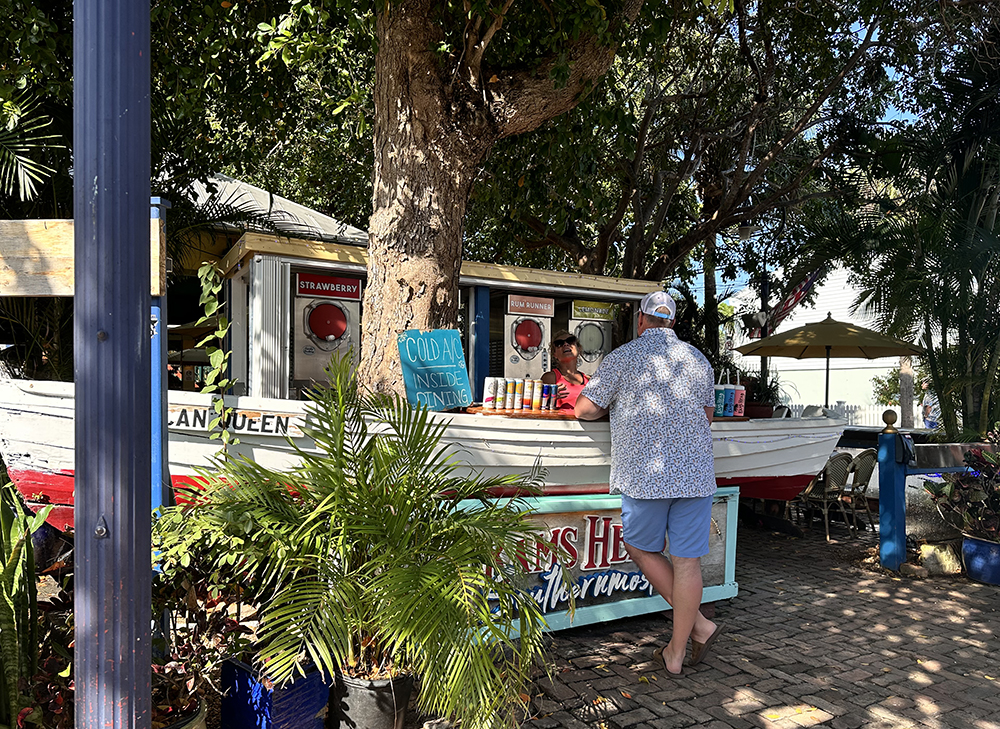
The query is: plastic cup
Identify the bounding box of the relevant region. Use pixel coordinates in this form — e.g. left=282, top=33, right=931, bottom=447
left=714, top=385, right=726, bottom=417
left=723, top=384, right=736, bottom=417
left=734, top=385, right=746, bottom=417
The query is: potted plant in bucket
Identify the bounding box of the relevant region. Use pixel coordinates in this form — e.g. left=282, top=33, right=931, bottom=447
left=153, top=354, right=556, bottom=729
left=924, top=446, right=1000, bottom=585
left=741, top=372, right=782, bottom=418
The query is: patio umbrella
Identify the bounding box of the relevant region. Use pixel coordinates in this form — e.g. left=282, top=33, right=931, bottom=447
left=734, top=313, right=923, bottom=407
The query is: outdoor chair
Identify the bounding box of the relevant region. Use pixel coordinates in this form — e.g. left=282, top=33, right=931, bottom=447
left=843, top=448, right=877, bottom=531
left=787, top=452, right=856, bottom=541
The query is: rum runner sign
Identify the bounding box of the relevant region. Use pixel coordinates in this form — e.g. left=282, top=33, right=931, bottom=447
left=167, top=404, right=305, bottom=437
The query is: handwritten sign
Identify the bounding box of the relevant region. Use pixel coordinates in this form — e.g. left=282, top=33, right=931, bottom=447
left=397, top=329, right=473, bottom=411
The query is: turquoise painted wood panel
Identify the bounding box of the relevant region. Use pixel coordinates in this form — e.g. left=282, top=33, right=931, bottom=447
left=461, top=487, right=740, bottom=631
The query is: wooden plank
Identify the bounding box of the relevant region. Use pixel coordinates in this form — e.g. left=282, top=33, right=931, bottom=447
left=151, top=217, right=166, bottom=297
left=0, top=219, right=75, bottom=296
left=0, top=218, right=163, bottom=297
left=220, top=231, right=369, bottom=277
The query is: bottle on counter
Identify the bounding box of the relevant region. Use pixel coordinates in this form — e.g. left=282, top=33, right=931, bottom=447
left=504, top=379, right=516, bottom=411
left=531, top=380, right=543, bottom=410
left=482, top=377, right=497, bottom=410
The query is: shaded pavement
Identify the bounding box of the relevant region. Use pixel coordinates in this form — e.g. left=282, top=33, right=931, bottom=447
left=524, top=522, right=1000, bottom=729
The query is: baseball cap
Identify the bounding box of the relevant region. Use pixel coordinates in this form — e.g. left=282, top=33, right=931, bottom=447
left=640, top=290, right=676, bottom=320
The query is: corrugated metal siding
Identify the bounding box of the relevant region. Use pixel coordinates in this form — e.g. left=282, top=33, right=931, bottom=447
left=249, top=256, right=290, bottom=398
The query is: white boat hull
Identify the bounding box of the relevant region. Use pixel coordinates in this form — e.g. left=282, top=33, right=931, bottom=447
left=0, top=379, right=844, bottom=529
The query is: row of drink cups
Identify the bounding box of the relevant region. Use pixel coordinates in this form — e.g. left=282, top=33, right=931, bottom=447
left=715, top=383, right=745, bottom=417
left=482, top=377, right=560, bottom=411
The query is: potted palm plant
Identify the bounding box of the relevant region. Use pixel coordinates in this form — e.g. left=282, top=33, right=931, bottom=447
left=741, top=372, right=782, bottom=418
left=924, top=446, right=1000, bottom=585
left=153, top=354, right=555, bottom=729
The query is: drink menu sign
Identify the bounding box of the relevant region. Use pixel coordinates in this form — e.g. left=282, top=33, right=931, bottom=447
left=296, top=273, right=362, bottom=300
left=508, top=294, right=554, bottom=317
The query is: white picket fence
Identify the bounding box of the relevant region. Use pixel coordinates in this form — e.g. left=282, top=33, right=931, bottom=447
left=788, top=402, right=902, bottom=427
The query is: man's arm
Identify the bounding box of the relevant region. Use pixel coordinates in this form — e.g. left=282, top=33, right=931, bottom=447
left=575, top=394, right=608, bottom=420
left=705, top=406, right=714, bottom=423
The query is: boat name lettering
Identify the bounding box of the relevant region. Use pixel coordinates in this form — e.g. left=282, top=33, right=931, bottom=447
left=167, top=406, right=303, bottom=437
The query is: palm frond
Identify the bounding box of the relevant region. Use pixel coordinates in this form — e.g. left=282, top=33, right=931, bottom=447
left=0, top=94, right=61, bottom=202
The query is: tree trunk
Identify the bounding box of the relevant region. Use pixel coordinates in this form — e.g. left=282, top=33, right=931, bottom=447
left=359, top=7, right=494, bottom=393
left=704, top=235, right=719, bottom=359
left=357, top=0, right=645, bottom=394
left=899, top=355, right=914, bottom=429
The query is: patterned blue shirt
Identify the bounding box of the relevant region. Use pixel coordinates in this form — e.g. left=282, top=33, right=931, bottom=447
left=580, top=327, right=717, bottom=499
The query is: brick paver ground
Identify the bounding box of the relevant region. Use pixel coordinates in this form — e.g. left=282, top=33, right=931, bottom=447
left=525, top=521, right=1000, bottom=729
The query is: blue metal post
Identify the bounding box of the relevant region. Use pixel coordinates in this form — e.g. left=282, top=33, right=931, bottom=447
left=151, top=198, right=171, bottom=514
left=471, top=286, right=491, bottom=401
left=74, top=0, right=151, bottom=724
left=878, top=413, right=906, bottom=570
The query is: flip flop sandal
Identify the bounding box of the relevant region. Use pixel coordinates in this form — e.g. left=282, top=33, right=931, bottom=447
left=651, top=645, right=683, bottom=677
left=688, top=622, right=725, bottom=667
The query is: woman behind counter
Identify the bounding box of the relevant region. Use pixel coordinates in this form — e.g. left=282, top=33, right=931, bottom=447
left=541, top=330, right=590, bottom=411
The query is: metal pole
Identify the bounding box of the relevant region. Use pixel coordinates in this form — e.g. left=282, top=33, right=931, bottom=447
left=824, top=345, right=831, bottom=408
left=151, top=198, right=171, bottom=514
left=877, top=411, right=906, bottom=570
left=760, top=269, right=770, bottom=387
left=74, top=0, right=152, bottom=723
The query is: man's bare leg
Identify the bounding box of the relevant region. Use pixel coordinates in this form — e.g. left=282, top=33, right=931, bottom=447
left=626, top=545, right=717, bottom=674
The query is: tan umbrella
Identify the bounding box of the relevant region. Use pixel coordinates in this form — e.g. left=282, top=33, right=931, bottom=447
left=735, top=313, right=923, bottom=407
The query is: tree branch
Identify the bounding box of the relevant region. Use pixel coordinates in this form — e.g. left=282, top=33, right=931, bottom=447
left=491, top=0, right=645, bottom=139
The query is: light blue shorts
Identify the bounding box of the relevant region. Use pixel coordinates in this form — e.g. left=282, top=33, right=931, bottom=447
left=621, top=494, right=713, bottom=558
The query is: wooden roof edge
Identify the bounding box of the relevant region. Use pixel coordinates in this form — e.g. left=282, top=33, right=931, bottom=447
left=222, top=232, right=661, bottom=296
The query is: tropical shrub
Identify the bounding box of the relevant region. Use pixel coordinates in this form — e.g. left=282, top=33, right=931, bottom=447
left=153, top=353, right=556, bottom=728
left=925, top=447, right=1000, bottom=543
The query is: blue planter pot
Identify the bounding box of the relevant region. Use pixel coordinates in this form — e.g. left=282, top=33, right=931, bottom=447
left=962, top=536, right=1000, bottom=586
left=221, top=659, right=332, bottom=729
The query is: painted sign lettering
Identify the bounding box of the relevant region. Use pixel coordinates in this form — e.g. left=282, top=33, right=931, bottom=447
left=485, top=502, right=730, bottom=618
left=296, top=273, right=362, bottom=300
left=397, top=329, right=473, bottom=411
left=507, top=294, right=555, bottom=317
left=167, top=405, right=304, bottom=437
left=571, top=299, right=615, bottom=321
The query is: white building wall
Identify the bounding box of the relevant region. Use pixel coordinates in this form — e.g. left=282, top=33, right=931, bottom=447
left=730, top=267, right=899, bottom=408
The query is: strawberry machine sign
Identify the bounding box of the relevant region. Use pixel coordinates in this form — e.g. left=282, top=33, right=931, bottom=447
left=296, top=272, right=362, bottom=300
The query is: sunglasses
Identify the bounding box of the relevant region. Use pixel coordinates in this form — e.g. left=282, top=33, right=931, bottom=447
left=553, top=336, right=578, bottom=347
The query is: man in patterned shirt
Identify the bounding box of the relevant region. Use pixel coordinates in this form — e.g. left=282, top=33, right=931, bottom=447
left=575, top=290, right=724, bottom=676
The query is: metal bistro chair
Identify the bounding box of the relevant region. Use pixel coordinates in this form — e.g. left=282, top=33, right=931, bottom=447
left=792, top=452, right=856, bottom=541
left=843, top=448, right=877, bottom=531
